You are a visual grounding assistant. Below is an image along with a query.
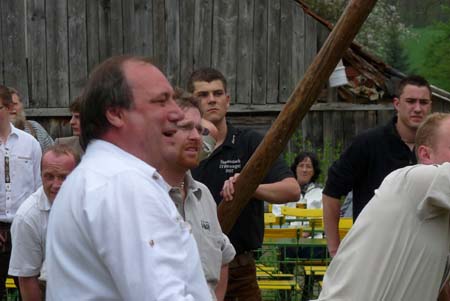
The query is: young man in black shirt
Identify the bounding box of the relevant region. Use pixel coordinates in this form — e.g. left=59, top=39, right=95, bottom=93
left=322, top=75, right=432, bottom=257
left=188, top=68, right=300, bottom=300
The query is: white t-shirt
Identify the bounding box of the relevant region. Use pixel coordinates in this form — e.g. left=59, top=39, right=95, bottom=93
left=318, top=163, right=450, bottom=301
left=9, top=186, right=50, bottom=278
left=0, top=125, right=42, bottom=222
left=46, top=140, right=210, bottom=300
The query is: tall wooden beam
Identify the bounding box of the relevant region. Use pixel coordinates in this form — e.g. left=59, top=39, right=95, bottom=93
left=218, top=0, right=379, bottom=233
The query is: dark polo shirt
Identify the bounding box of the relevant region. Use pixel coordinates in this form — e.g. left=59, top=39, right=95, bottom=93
left=323, top=116, right=416, bottom=220
left=192, top=123, right=293, bottom=254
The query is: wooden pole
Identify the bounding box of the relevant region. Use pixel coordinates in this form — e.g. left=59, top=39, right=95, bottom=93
left=218, top=0, right=379, bottom=233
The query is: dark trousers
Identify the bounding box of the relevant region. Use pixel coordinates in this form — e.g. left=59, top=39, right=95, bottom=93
left=0, top=222, right=19, bottom=300
left=225, top=252, right=262, bottom=301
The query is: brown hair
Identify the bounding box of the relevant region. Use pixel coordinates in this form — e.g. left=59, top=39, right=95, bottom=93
left=69, top=96, right=82, bottom=113
left=396, top=75, right=431, bottom=98
left=415, top=113, right=450, bottom=150
left=174, top=87, right=202, bottom=116
left=187, top=67, right=228, bottom=93
left=0, top=85, right=13, bottom=107
left=42, top=144, right=81, bottom=168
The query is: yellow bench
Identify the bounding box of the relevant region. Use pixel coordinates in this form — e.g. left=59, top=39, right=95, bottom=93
left=6, top=277, right=17, bottom=288
left=304, top=265, right=327, bottom=276
left=258, top=279, right=300, bottom=290
left=264, top=227, right=302, bottom=240
left=257, top=272, right=295, bottom=278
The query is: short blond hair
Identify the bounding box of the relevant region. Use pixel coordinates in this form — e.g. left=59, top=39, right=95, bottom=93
left=415, top=113, right=450, bottom=150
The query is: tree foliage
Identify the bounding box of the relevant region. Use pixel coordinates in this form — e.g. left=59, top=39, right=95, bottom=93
left=303, top=0, right=410, bottom=71
left=419, top=9, right=450, bottom=90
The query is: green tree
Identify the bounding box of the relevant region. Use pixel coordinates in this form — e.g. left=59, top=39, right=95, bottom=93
left=420, top=17, right=450, bottom=90
left=303, top=0, right=411, bottom=69
left=384, top=21, right=409, bottom=71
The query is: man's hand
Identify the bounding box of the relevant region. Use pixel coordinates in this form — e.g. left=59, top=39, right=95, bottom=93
left=221, top=173, right=240, bottom=202
left=220, top=174, right=300, bottom=204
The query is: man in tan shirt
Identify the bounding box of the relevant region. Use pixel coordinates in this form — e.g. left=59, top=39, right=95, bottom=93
left=318, top=113, right=450, bottom=301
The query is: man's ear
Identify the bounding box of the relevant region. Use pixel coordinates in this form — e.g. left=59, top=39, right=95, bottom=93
left=417, top=145, right=432, bottom=164
left=105, top=107, right=125, bottom=128
left=393, top=97, right=400, bottom=111
left=226, top=94, right=231, bottom=109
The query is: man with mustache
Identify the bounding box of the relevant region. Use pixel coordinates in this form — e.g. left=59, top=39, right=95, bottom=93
left=9, top=88, right=54, bottom=151
left=45, top=56, right=210, bottom=300
left=188, top=68, right=300, bottom=300
left=323, top=75, right=432, bottom=256
left=159, top=90, right=235, bottom=301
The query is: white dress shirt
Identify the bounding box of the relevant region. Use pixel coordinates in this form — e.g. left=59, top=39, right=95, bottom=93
left=46, top=140, right=210, bottom=301
left=0, top=125, right=42, bottom=222
left=9, top=186, right=50, bottom=278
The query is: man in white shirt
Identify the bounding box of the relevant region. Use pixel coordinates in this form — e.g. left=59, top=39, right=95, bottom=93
left=159, top=90, right=236, bottom=300
left=0, top=85, right=42, bottom=300
left=317, top=113, right=450, bottom=301
left=8, top=144, right=78, bottom=301
left=45, top=56, right=210, bottom=300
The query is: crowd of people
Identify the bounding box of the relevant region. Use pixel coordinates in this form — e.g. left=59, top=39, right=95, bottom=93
left=0, top=54, right=449, bottom=301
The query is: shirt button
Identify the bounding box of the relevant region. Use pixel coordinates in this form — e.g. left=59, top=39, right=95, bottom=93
left=152, top=174, right=159, bottom=180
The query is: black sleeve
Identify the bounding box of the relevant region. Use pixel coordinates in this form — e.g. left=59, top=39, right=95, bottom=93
left=244, top=130, right=294, bottom=184
left=323, top=133, right=369, bottom=199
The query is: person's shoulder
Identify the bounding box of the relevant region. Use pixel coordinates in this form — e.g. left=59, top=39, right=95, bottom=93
left=28, top=120, right=47, bottom=131
left=193, top=180, right=215, bottom=200
left=353, top=122, right=387, bottom=143
left=12, top=127, right=41, bottom=152
left=55, top=136, right=78, bottom=144
left=13, top=126, right=37, bottom=141
left=230, top=126, right=263, bottom=149
left=15, top=189, right=42, bottom=218
left=385, top=164, right=438, bottom=184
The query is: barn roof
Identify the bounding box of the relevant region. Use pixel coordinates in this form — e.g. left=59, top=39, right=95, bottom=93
left=295, top=0, right=450, bottom=104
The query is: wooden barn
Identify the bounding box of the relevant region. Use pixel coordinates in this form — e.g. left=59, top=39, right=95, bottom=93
left=1, top=0, right=449, bottom=152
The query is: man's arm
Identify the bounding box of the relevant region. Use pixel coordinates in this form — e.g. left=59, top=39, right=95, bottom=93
left=19, top=276, right=42, bottom=301
left=221, top=174, right=300, bottom=203
left=215, top=264, right=229, bottom=301
left=254, top=177, right=300, bottom=204
left=323, top=193, right=341, bottom=257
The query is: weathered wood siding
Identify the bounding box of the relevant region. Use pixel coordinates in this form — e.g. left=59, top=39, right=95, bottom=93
left=0, top=0, right=319, bottom=108
left=1, top=0, right=449, bottom=150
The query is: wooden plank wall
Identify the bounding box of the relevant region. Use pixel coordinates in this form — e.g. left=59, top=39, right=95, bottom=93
left=1, top=0, right=449, bottom=151
left=0, top=0, right=317, bottom=105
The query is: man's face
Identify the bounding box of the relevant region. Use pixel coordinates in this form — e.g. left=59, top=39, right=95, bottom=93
left=41, top=152, right=77, bottom=203
left=428, top=118, right=450, bottom=164
left=9, top=93, right=25, bottom=124
left=192, top=80, right=230, bottom=126
left=164, top=107, right=203, bottom=170
left=394, top=84, right=432, bottom=130
left=0, top=99, right=11, bottom=124
left=120, top=61, right=184, bottom=169
left=70, top=112, right=81, bottom=136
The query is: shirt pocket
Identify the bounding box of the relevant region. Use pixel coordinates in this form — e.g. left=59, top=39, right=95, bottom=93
left=12, top=155, right=34, bottom=186
left=196, top=231, right=223, bottom=284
